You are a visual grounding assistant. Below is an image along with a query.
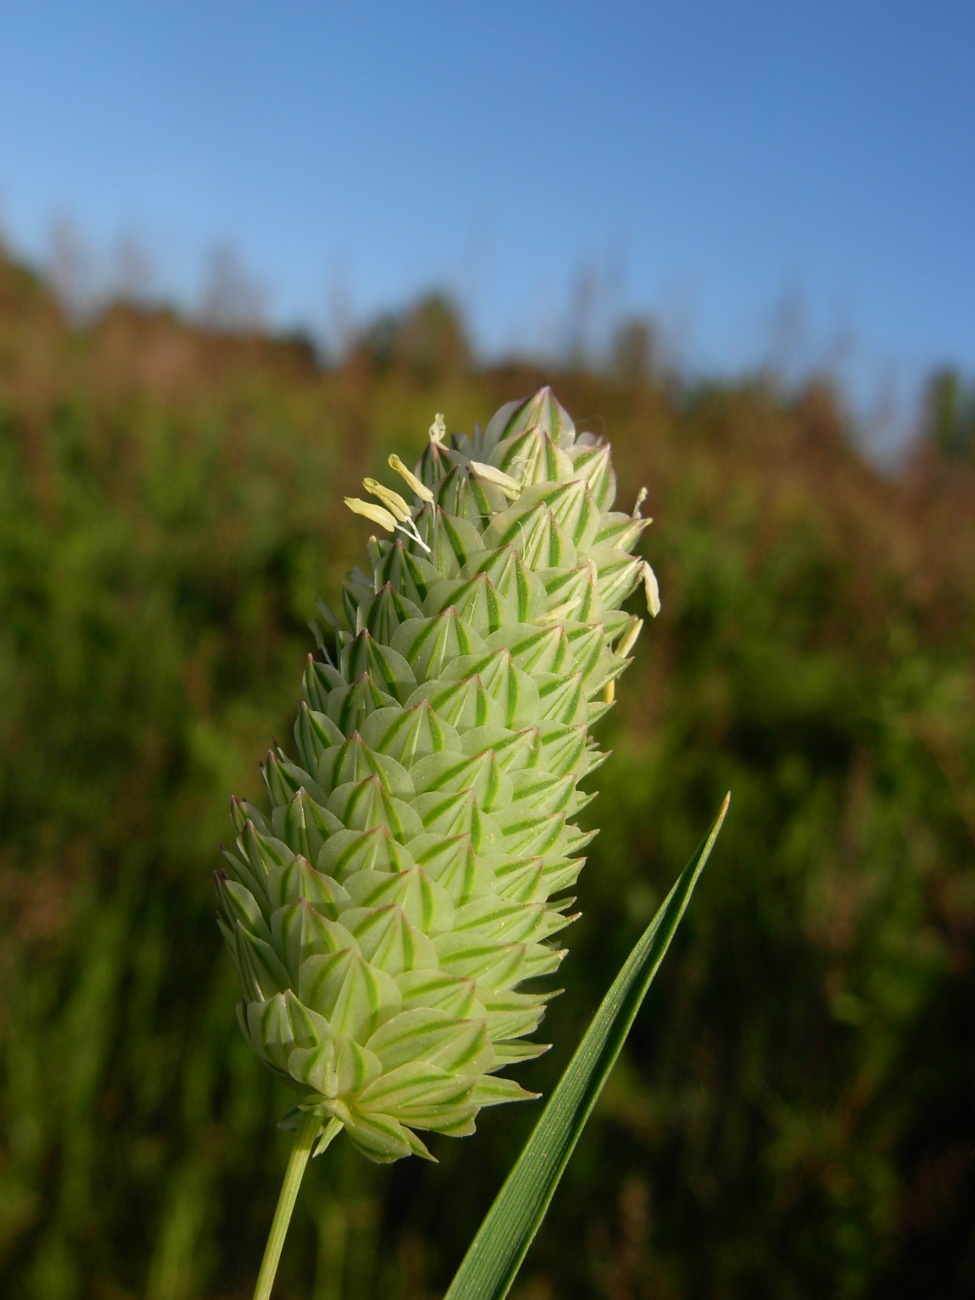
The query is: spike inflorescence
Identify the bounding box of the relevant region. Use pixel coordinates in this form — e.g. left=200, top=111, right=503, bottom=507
left=218, top=389, right=658, bottom=1162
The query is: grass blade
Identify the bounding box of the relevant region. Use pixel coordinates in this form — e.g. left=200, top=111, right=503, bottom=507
left=444, top=795, right=730, bottom=1300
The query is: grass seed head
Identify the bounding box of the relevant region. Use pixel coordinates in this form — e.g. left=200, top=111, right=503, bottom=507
left=219, top=388, right=658, bottom=1162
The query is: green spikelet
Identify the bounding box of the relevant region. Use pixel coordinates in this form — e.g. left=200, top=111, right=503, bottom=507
left=219, top=388, right=659, bottom=1163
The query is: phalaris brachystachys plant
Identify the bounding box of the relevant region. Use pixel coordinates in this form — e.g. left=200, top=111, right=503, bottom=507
left=217, top=388, right=661, bottom=1294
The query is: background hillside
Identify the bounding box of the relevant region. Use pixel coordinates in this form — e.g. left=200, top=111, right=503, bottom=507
left=0, top=246, right=973, bottom=1299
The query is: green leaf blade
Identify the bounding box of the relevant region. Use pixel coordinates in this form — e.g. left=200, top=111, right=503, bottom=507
left=444, top=795, right=730, bottom=1300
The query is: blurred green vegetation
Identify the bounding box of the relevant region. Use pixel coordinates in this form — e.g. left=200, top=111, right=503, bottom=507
left=0, top=247, right=973, bottom=1299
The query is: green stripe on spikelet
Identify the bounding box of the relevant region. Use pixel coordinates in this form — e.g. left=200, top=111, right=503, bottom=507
left=219, top=388, right=658, bottom=1163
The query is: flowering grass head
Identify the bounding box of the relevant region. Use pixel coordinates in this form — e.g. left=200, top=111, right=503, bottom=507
left=218, top=388, right=658, bottom=1163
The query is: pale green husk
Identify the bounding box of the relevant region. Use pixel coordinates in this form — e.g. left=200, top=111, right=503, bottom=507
left=218, top=388, right=658, bottom=1162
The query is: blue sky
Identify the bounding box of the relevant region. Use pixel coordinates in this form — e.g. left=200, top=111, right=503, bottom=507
left=2, top=1, right=972, bottom=439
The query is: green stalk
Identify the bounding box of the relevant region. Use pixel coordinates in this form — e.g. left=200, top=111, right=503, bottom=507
left=253, top=1113, right=340, bottom=1300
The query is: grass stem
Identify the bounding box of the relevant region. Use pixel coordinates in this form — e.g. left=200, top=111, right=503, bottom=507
left=253, top=1113, right=340, bottom=1300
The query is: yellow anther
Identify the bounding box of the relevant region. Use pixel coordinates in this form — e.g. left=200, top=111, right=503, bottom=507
left=344, top=498, right=397, bottom=532
left=469, top=460, right=522, bottom=498
left=616, top=616, right=644, bottom=659
left=363, top=478, right=412, bottom=522
left=643, top=562, right=661, bottom=617
left=388, top=454, right=435, bottom=503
